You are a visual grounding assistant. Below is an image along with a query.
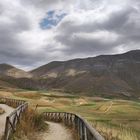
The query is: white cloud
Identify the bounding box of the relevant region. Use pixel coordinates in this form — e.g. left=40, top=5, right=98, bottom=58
left=74, top=31, right=119, bottom=43
left=0, top=0, right=139, bottom=70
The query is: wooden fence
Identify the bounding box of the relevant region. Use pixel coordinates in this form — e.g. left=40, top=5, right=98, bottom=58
left=0, top=98, right=104, bottom=140
left=0, top=98, right=25, bottom=108
left=0, top=98, right=28, bottom=140
left=43, top=112, right=105, bottom=140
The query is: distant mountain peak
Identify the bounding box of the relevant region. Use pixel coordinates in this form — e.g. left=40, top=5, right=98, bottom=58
left=0, top=63, right=32, bottom=78
left=0, top=50, right=139, bottom=99
left=0, top=63, right=14, bottom=69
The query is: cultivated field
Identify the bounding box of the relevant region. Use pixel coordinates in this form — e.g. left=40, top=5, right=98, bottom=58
left=0, top=88, right=140, bottom=140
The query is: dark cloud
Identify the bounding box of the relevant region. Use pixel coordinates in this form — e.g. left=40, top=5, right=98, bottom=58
left=59, top=36, right=121, bottom=55
left=0, top=0, right=140, bottom=70
left=54, top=6, right=140, bottom=55
left=0, top=7, right=45, bottom=68
left=21, top=0, right=75, bottom=10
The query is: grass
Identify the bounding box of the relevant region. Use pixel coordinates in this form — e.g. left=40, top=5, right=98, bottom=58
left=12, top=109, right=48, bottom=140
left=92, top=122, right=139, bottom=140
left=0, top=88, right=140, bottom=140
left=13, top=92, right=42, bottom=99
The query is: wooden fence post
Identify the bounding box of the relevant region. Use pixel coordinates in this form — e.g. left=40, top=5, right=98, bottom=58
left=1, top=98, right=28, bottom=140
left=4, top=117, right=9, bottom=140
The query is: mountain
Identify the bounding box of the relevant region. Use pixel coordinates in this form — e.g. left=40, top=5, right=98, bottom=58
left=31, top=50, right=140, bottom=98
left=0, top=50, right=139, bottom=99
left=0, top=64, right=32, bottom=78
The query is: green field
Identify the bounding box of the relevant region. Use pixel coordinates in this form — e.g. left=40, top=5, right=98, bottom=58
left=0, top=89, right=140, bottom=140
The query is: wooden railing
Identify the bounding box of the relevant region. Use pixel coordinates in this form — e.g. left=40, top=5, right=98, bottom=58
left=0, top=98, right=104, bottom=140
left=0, top=98, right=25, bottom=108
left=43, top=112, right=105, bottom=140
left=0, top=98, right=28, bottom=140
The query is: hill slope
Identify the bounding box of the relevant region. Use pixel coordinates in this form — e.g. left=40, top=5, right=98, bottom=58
left=0, top=64, right=32, bottom=78
left=31, top=50, right=140, bottom=98
left=0, top=50, right=139, bottom=99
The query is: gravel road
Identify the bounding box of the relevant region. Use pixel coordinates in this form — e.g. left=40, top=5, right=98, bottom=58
left=0, top=104, right=14, bottom=139
left=42, top=121, right=75, bottom=140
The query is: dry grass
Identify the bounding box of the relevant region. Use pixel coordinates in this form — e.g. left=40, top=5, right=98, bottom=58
left=92, top=121, right=139, bottom=140
left=0, top=107, right=5, bottom=114
left=1, top=88, right=140, bottom=140
left=12, top=109, right=48, bottom=140
left=14, top=92, right=42, bottom=99
left=0, top=91, right=13, bottom=97
left=98, top=128, right=139, bottom=140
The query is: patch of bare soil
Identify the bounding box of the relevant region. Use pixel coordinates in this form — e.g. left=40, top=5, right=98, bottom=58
left=0, top=91, right=13, bottom=97
left=0, top=108, right=5, bottom=114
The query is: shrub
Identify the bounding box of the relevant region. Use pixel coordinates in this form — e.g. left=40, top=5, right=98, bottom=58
left=12, top=108, right=48, bottom=140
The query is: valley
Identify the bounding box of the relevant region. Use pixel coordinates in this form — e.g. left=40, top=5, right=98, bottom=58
left=1, top=0, right=140, bottom=138
left=0, top=50, right=140, bottom=99
left=0, top=50, right=140, bottom=140
left=0, top=88, right=139, bottom=140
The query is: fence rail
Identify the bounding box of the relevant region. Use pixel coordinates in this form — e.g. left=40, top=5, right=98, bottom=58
left=0, top=97, right=28, bottom=140
left=0, top=98, right=104, bottom=140
left=0, top=98, right=25, bottom=108
left=43, top=112, right=105, bottom=140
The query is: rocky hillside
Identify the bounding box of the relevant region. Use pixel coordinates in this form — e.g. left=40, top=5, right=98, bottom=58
left=31, top=50, right=140, bottom=98
left=0, top=50, right=139, bottom=99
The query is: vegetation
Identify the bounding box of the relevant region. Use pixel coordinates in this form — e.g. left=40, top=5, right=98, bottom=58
left=0, top=50, right=140, bottom=100
left=0, top=88, right=139, bottom=140
left=11, top=109, right=48, bottom=140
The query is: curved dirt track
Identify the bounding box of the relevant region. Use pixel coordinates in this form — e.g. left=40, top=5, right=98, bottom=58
left=0, top=105, right=75, bottom=140
left=0, top=104, right=14, bottom=139
left=42, top=121, right=75, bottom=140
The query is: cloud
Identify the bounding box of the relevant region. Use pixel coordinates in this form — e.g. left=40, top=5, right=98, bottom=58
left=54, top=3, right=140, bottom=55
left=0, top=0, right=140, bottom=70
left=21, top=0, right=75, bottom=11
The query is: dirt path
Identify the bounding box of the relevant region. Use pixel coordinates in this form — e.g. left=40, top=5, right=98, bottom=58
left=42, top=121, right=75, bottom=140
left=0, top=104, right=14, bottom=139
left=104, top=101, right=113, bottom=113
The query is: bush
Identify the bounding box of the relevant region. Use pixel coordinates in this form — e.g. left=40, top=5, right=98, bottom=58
left=12, top=108, right=48, bottom=140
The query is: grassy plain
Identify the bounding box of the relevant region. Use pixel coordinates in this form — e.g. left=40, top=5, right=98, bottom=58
left=0, top=88, right=140, bottom=140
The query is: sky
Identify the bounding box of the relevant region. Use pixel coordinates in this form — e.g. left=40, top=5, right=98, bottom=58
left=0, top=0, right=140, bottom=70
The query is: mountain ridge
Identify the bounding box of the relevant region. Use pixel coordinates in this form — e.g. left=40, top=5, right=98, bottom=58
left=0, top=50, right=139, bottom=99
left=30, top=50, right=140, bottom=98
left=0, top=64, right=32, bottom=78
left=31, top=49, right=140, bottom=73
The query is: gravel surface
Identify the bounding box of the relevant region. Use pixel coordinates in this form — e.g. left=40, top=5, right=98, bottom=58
left=0, top=104, right=14, bottom=139
left=42, top=121, right=75, bottom=140
left=0, top=105, right=75, bottom=140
